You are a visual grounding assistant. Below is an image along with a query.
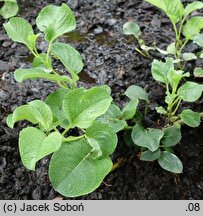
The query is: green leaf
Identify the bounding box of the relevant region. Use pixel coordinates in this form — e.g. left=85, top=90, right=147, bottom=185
left=161, top=125, right=181, bottom=147
left=3, top=17, right=34, bottom=47
left=193, top=34, right=203, bottom=47
left=182, top=53, right=197, bottom=61
left=0, top=0, right=18, bottom=19
left=63, top=87, right=112, bottom=129
left=131, top=124, right=164, bottom=151
left=86, top=121, right=117, bottom=159
left=158, top=151, right=183, bottom=173
left=145, top=0, right=184, bottom=24
left=178, top=81, right=203, bottom=102
left=123, top=22, right=141, bottom=39
left=19, top=127, right=62, bottom=171
left=14, top=68, right=73, bottom=84
left=49, top=139, right=112, bottom=197
left=36, top=3, right=76, bottom=42
left=194, top=67, right=203, bottom=78
left=97, top=104, right=127, bottom=132
left=167, top=69, right=190, bottom=90
left=7, top=100, right=53, bottom=130
left=141, top=149, right=161, bottom=161
left=156, top=106, right=167, bottom=115
left=151, top=59, right=173, bottom=83
left=45, top=88, right=70, bottom=129
left=27, top=33, right=40, bottom=51
left=180, top=109, right=201, bottom=127
left=183, top=16, right=203, bottom=40
left=183, top=1, right=203, bottom=18
left=167, top=42, right=176, bottom=55
left=122, top=99, right=139, bottom=120
left=51, top=42, right=83, bottom=76
left=32, top=53, right=52, bottom=73
left=125, top=85, right=148, bottom=101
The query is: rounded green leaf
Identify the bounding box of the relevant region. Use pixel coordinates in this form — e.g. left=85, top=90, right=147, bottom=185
left=123, top=22, right=141, bottom=39
left=45, top=88, right=70, bottom=128
left=86, top=121, right=118, bottom=158
left=161, top=125, right=181, bottom=147
left=51, top=42, right=83, bottom=75
left=97, top=104, right=127, bottom=132
left=158, top=151, right=183, bottom=173
left=180, top=109, right=201, bottom=128
left=36, top=3, right=76, bottom=42
left=183, top=1, right=203, bottom=18
left=0, top=0, right=18, bottom=19
left=63, top=87, right=112, bottom=129
left=141, top=149, right=161, bottom=161
left=49, top=139, right=112, bottom=197
left=122, top=99, right=139, bottom=120
left=183, top=16, right=203, bottom=39
left=14, top=68, right=73, bottom=84
left=182, top=53, right=197, bottom=61
left=19, top=127, right=62, bottom=171
left=145, top=0, right=184, bottom=24
left=178, top=81, right=203, bottom=102
left=3, top=17, right=34, bottom=46
left=125, top=85, right=148, bottom=101
left=194, top=67, right=203, bottom=78
left=6, top=100, right=53, bottom=130
left=131, top=124, right=164, bottom=152
left=151, top=59, right=173, bottom=84
left=193, top=34, right=203, bottom=47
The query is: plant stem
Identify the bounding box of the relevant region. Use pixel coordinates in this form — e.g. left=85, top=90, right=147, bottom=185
left=62, top=125, right=71, bottom=136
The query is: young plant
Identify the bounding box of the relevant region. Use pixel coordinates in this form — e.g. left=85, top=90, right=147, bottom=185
left=123, top=0, right=203, bottom=70
left=4, top=4, right=118, bottom=198
left=0, top=0, right=18, bottom=19
left=102, top=59, right=203, bottom=173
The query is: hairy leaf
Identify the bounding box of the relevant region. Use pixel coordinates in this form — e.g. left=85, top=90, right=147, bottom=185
left=151, top=59, right=173, bottom=83
left=158, top=151, right=183, bottom=173
left=45, top=88, right=70, bottom=128
left=14, top=68, right=73, bottom=84
left=182, top=53, right=197, bottom=61
left=178, top=81, right=203, bottom=102
left=183, top=1, right=203, bottom=18
left=97, top=104, right=127, bottom=132
left=141, top=149, right=161, bottom=161
left=3, top=17, right=34, bottom=47
left=19, top=127, right=62, bottom=170
left=194, top=67, right=203, bottom=78
left=7, top=100, right=53, bottom=130
left=63, top=87, right=112, bottom=129
left=183, top=16, right=203, bottom=39
left=123, top=22, right=141, bottom=39
left=125, top=85, right=148, bottom=101
left=145, top=0, right=184, bottom=24
left=193, top=34, right=203, bottom=47
left=161, top=125, right=181, bottom=147
left=36, top=4, right=76, bottom=42
left=131, top=124, right=164, bottom=151
left=86, top=121, right=117, bottom=159
left=122, top=99, right=139, bottom=120
left=180, top=109, right=201, bottom=127
left=0, top=0, right=18, bottom=19
left=49, top=139, right=112, bottom=197
left=51, top=42, right=83, bottom=77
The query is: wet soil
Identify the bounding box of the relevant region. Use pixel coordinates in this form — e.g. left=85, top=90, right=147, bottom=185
left=0, top=0, right=203, bottom=199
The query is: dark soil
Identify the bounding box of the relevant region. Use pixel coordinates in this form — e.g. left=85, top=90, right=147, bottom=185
left=0, top=0, right=203, bottom=200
